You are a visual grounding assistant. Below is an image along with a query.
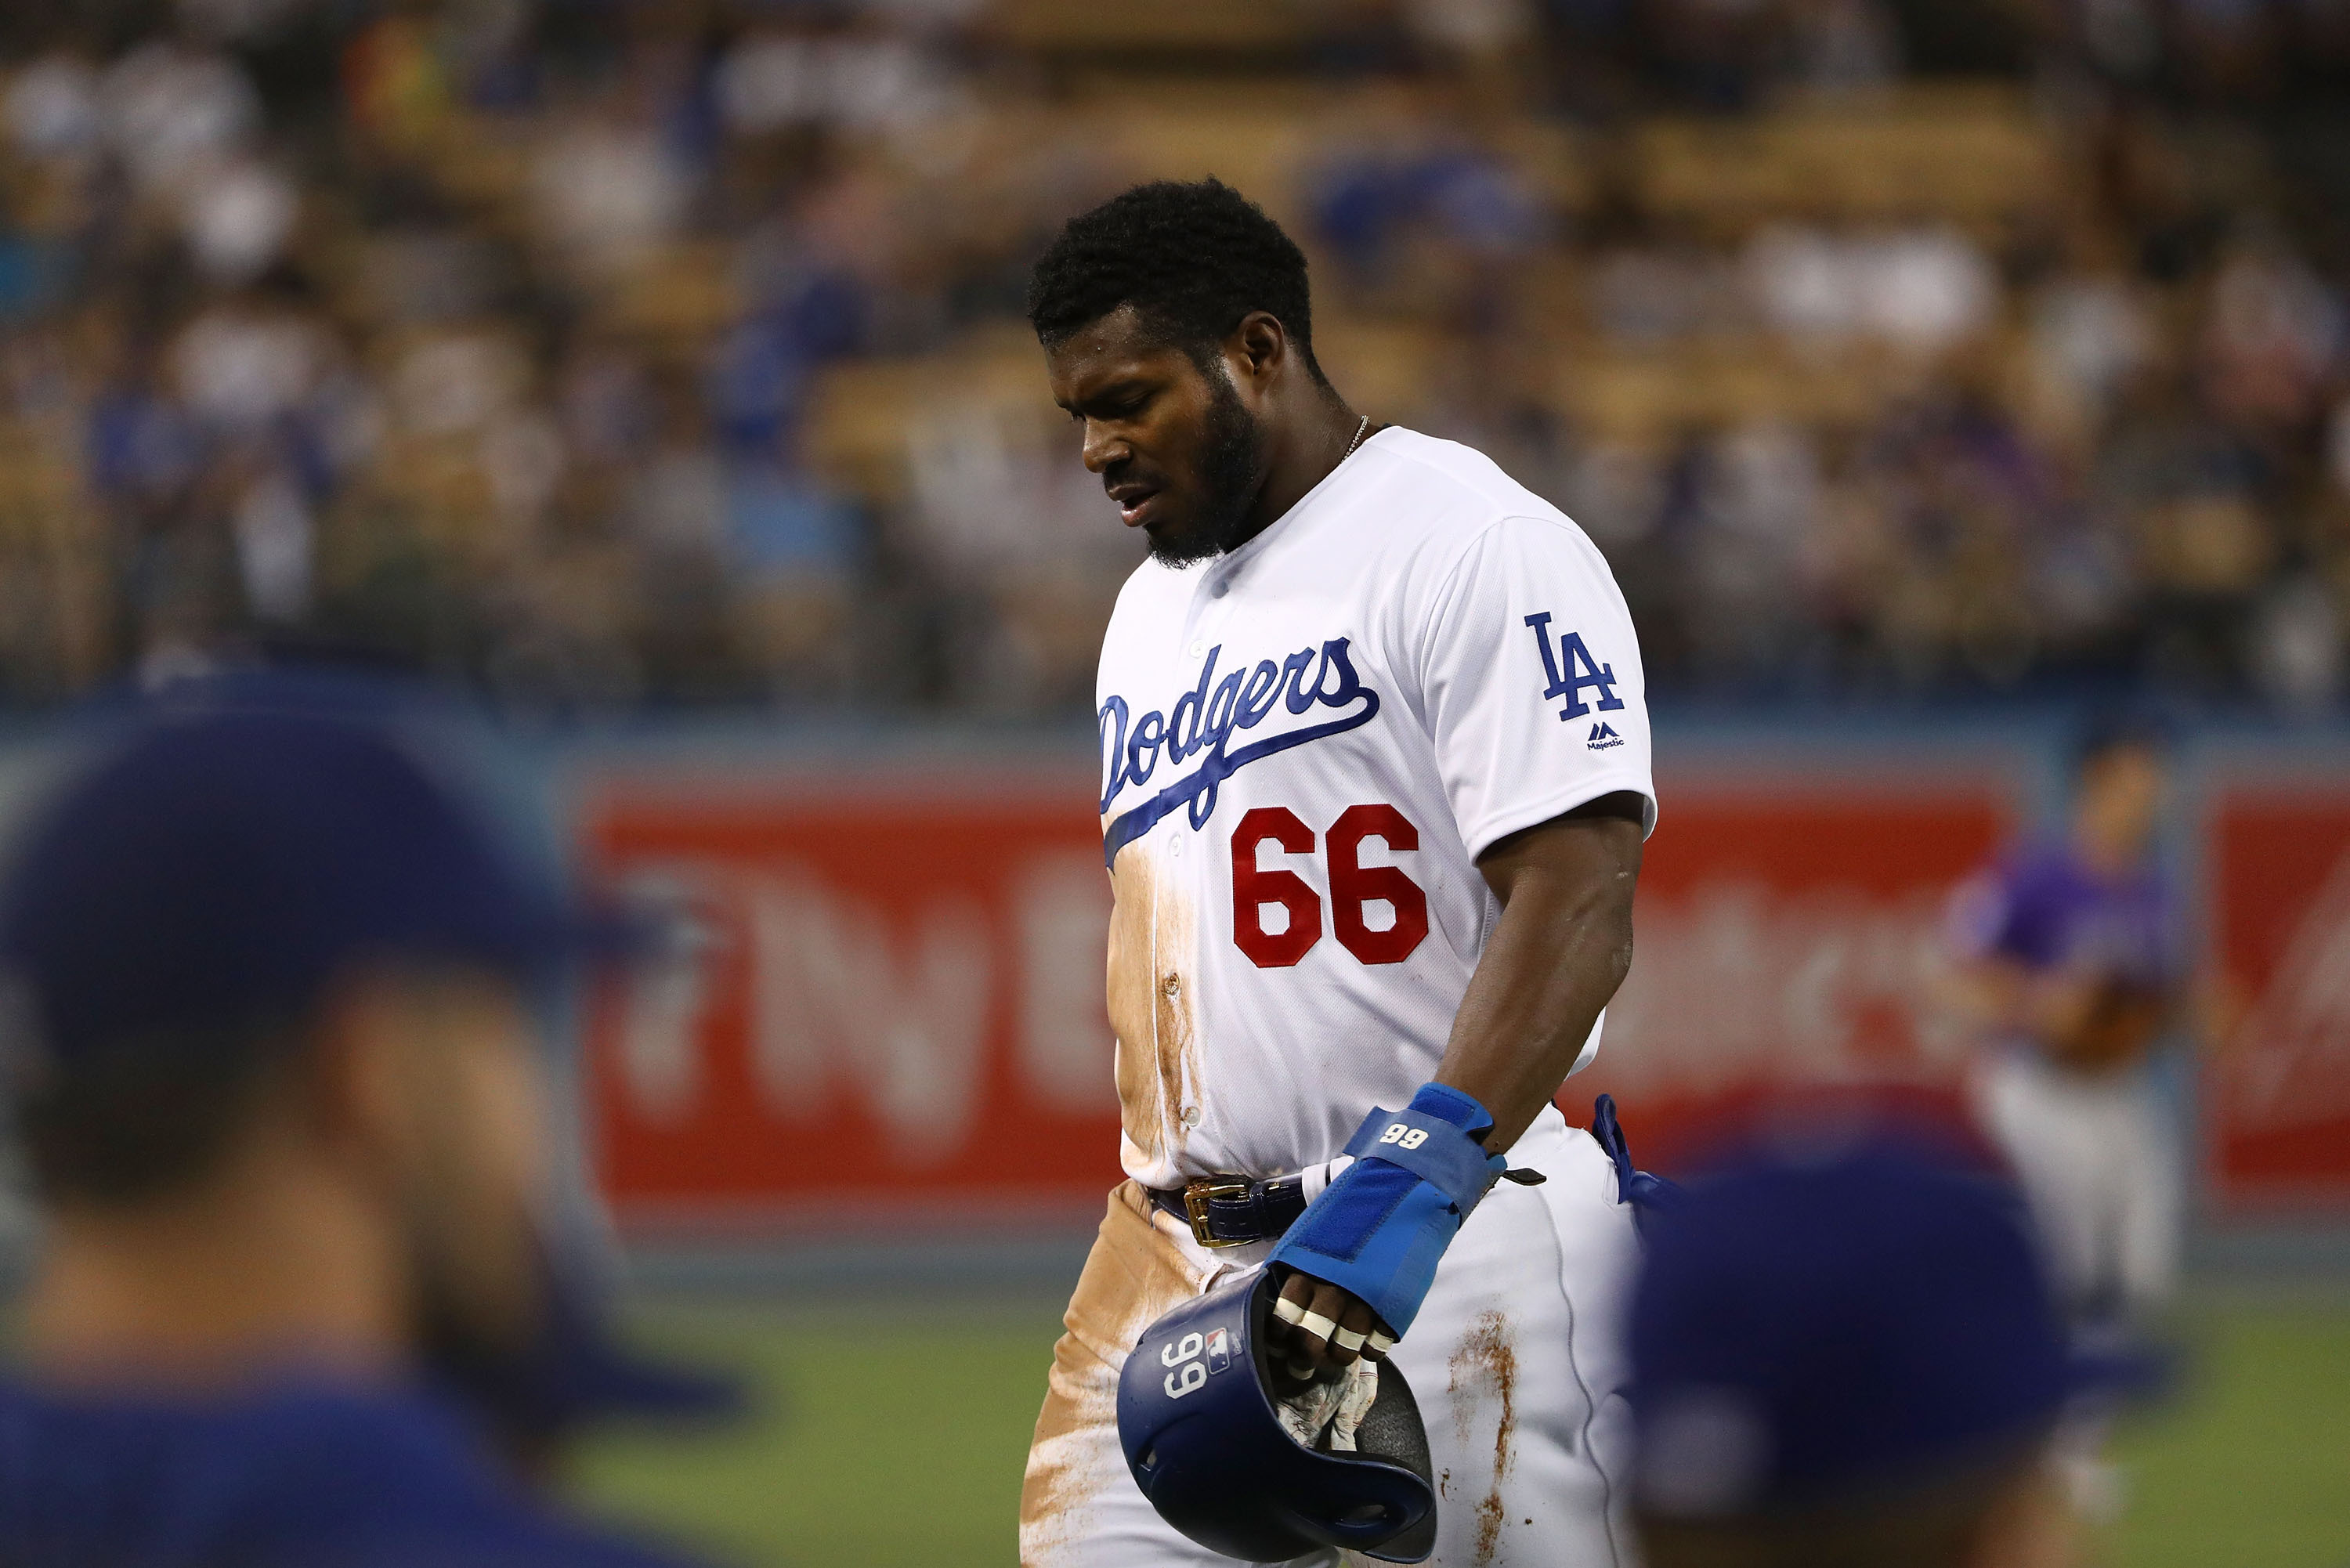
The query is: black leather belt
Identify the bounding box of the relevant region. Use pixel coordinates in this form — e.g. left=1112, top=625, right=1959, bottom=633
left=1148, top=1174, right=1311, bottom=1248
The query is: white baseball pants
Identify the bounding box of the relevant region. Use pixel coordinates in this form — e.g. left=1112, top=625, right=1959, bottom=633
left=1975, top=1050, right=2181, bottom=1321
left=1019, top=1107, right=1640, bottom=1568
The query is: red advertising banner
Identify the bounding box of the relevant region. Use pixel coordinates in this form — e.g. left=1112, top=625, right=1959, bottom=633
left=582, top=768, right=1121, bottom=1230
left=581, top=760, right=2015, bottom=1228
left=1572, top=783, right=2010, bottom=1169
left=2207, top=789, right=2350, bottom=1210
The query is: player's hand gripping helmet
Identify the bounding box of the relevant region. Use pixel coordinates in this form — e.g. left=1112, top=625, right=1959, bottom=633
left=1116, top=1268, right=1437, bottom=1563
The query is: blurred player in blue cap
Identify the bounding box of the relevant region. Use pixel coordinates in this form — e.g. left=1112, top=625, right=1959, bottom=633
left=0, top=688, right=714, bottom=1566
left=1626, top=1122, right=2138, bottom=1568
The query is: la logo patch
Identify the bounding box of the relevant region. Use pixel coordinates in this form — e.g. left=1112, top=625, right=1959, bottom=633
left=1524, top=612, right=1625, bottom=721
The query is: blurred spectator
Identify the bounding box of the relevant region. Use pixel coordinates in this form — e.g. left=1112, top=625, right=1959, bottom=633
left=2026, top=269, right=2153, bottom=441
left=533, top=118, right=696, bottom=281
left=714, top=23, right=965, bottom=150
left=2200, top=229, right=2342, bottom=432
left=1746, top=225, right=1999, bottom=353
left=0, top=0, right=2339, bottom=717
left=101, top=42, right=258, bottom=193
left=1783, top=0, right=1902, bottom=95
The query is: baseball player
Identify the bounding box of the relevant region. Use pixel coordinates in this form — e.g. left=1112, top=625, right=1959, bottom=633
left=1945, top=717, right=2194, bottom=1327
left=1019, top=179, right=1655, bottom=1567
left=0, top=689, right=710, bottom=1568
left=1629, top=1121, right=2114, bottom=1568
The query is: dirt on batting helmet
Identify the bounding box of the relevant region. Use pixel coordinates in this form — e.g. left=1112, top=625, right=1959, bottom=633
left=1115, top=1268, right=1438, bottom=1564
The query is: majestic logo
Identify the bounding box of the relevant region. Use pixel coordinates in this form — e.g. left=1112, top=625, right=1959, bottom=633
left=1099, top=639, right=1379, bottom=865
left=1588, top=722, right=1624, bottom=751
left=1524, top=612, right=1625, bottom=721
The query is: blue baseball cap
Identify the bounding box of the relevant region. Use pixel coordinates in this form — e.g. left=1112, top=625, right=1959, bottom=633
left=1628, top=1133, right=2120, bottom=1519
left=0, top=698, right=606, bottom=1068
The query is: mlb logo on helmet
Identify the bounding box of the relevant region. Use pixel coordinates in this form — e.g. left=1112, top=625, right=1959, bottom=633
left=1205, top=1328, right=1231, bottom=1375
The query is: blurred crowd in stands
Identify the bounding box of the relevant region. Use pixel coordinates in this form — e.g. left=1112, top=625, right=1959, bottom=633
left=0, top=0, right=2348, bottom=716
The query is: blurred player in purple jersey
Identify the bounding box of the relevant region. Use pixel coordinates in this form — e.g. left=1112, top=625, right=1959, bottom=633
left=1946, top=717, right=2196, bottom=1327
left=1941, top=717, right=2226, bottom=1534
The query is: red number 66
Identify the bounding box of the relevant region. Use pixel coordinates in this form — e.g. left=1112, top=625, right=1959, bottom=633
left=1229, top=804, right=1430, bottom=969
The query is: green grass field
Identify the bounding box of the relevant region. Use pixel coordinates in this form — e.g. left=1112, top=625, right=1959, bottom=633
left=570, top=1291, right=2350, bottom=1568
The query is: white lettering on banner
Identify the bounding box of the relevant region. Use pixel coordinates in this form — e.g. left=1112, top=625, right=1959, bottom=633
left=2229, top=846, right=2350, bottom=1128
left=1600, top=881, right=1966, bottom=1093
left=1015, top=852, right=1119, bottom=1112
left=745, top=865, right=990, bottom=1159
left=606, top=858, right=991, bottom=1153
left=610, top=868, right=711, bottom=1124
left=606, top=851, right=1119, bottom=1154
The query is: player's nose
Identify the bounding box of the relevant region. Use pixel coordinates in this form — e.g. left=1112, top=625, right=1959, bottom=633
left=1079, top=420, right=1129, bottom=475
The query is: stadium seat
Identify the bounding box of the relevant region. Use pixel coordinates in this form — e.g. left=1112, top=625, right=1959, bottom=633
left=804, top=330, right=1056, bottom=503
left=985, top=0, right=1309, bottom=53
left=1633, top=86, right=2060, bottom=229
left=600, top=244, right=743, bottom=352
left=1554, top=341, right=1896, bottom=439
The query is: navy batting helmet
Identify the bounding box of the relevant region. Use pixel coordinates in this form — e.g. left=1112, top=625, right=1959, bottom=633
left=1116, top=1268, right=1437, bottom=1563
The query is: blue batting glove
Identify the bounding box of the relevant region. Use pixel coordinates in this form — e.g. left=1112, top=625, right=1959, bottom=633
left=1267, top=1082, right=1506, bottom=1339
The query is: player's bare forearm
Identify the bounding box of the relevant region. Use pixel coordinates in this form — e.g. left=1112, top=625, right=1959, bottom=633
left=1436, top=792, right=1647, bottom=1153
left=1269, top=793, right=1645, bottom=1381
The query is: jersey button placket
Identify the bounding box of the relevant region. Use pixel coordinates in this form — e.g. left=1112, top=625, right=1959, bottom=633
left=1186, top=569, right=1231, bottom=658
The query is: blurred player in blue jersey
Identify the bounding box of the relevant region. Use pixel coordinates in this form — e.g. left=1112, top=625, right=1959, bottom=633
left=1945, top=717, right=2202, bottom=1328
left=0, top=689, right=710, bottom=1567
left=1629, top=1121, right=2122, bottom=1568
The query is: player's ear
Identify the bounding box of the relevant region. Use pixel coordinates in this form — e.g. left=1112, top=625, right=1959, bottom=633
left=1225, top=312, right=1289, bottom=394
left=299, top=967, right=425, bottom=1175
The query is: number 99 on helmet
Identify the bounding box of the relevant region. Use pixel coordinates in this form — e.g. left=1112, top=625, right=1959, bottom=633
left=1115, top=1268, right=1438, bottom=1563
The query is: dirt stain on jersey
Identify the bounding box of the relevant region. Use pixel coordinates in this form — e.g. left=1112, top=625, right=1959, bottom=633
left=1105, top=844, right=1196, bottom=1162
left=1448, top=1311, right=1520, bottom=1567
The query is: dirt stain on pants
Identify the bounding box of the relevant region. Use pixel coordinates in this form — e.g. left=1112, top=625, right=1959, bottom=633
left=1019, top=1182, right=1211, bottom=1566
left=1448, top=1311, right=1520, bottom=1567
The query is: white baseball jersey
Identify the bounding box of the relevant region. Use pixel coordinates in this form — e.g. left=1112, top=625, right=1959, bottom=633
left=1095, top=426, right=1657, bottom=1192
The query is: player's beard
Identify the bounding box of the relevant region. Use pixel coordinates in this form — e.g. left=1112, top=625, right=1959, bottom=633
left=411, top=1214, right=557, bottom=1471
left=402, top=1145, right=551, bottom=1465
left=1147, top=367, right=1267, bottom=568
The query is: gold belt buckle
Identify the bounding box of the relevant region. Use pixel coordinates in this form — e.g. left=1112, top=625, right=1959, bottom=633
left=1183, top=1177, right=1253, bottom=1248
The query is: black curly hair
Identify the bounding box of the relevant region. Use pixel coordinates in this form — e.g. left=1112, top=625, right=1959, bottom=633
left=1026, top=179, right=1327, bottom=383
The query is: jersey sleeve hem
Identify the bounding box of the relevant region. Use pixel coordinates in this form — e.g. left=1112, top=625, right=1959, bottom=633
left=1458, top=770, right=1659, bottom=864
